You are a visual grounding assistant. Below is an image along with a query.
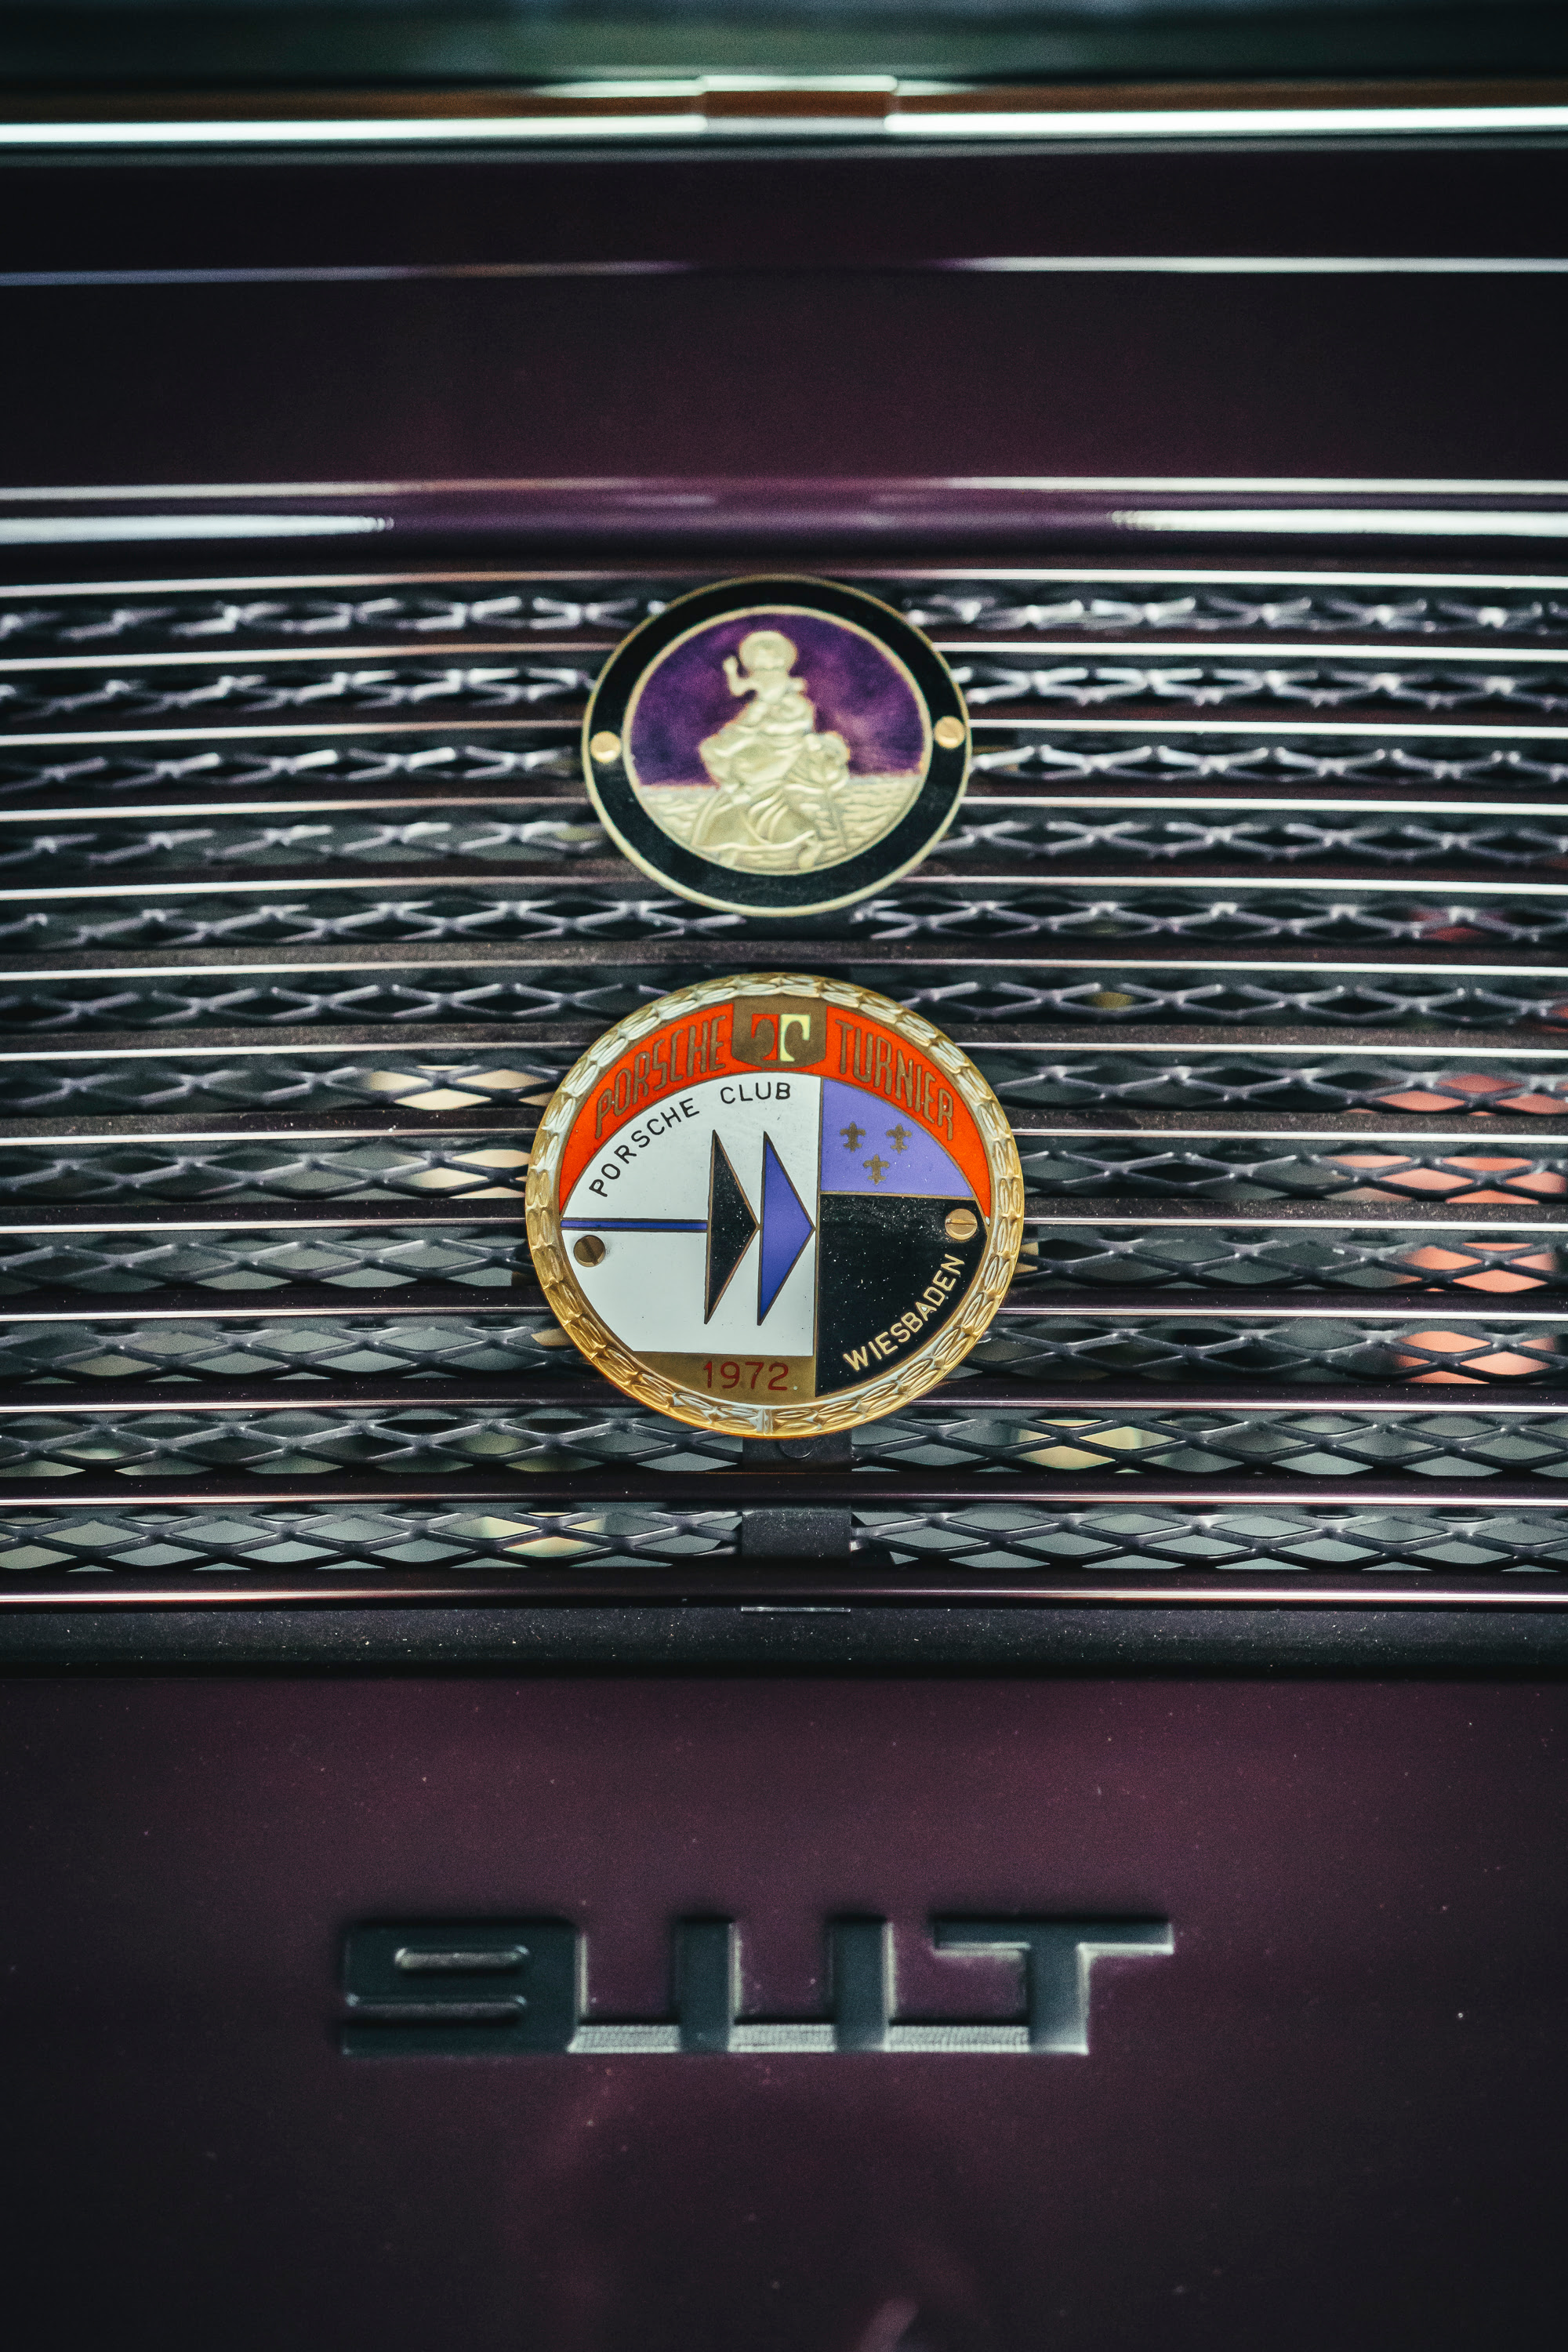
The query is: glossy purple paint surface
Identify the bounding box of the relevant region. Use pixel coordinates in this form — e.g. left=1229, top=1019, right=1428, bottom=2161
left=9, top=143, right=1568, bottom=274
left=2, top=143, right=1566, bottom=503
left=1, top=1675, right=1563, bottom=2350
left=6, top=270, right=1563, bottom=492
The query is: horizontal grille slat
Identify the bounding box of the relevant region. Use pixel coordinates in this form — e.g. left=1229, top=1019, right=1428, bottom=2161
left=4, top=807, right=1568, bottom=881
left=0, top=1392, right=1567, bottom=1485
left=0, top=1302, right=1560, bottom=1391
left=0, top=973, right=1560, bottom=1033
left=5, top=572, right=1568, bottom=652
left=7, top=873, right=1568, bottom=931
left=2, top=1036, right=1566, bottom=1112
left=13, top=653, right=1568, bottom=731
left=2, top=1484, right=1568, bottom=1593
left=0, top=1200, right=1555, bottom=1269
left=0, top=1122, right=1563, bottom=1207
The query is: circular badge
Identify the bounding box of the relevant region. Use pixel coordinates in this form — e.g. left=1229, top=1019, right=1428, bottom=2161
left=526, top=975, right=1023, bottom=1436
left=582, top=578, right=971, bottom=916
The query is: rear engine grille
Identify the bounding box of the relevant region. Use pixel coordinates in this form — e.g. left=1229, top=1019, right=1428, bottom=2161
left=5, top=561, right=1568, bottom=1611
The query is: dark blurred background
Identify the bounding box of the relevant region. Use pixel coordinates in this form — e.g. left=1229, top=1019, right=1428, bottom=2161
left=0, top=0, right=1564, bottom=89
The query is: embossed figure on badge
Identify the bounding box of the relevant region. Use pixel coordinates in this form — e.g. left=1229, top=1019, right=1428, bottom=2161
left=526, top=975, right=1024, bottom=1435
left=582, top=579, right=971, bottom=917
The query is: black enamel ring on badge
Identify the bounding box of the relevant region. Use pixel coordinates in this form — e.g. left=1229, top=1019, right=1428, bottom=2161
left=581, top=576, right=971, bottom=918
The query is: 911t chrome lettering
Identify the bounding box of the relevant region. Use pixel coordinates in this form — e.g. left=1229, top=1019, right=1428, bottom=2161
left=341, top=1914, right=1174, bottom=2058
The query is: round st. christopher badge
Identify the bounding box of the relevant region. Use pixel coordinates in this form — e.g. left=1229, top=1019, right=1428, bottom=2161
left=581, top=578, right=970, bottom=916
left=526, top=975, right=1023, bottom=1435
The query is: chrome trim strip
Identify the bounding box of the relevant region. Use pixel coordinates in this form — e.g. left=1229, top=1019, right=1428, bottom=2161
left=0, top=1029, right=1559, bottom=1059
left=6, top=866, right=1568, bottom=903
left=0, top=115, right=706, bottom=151
left=3, top=101, right=1568, bottom=151
left=0, top=1124, right=1552, bottom=1156
left=0, top=1205, right=527, bottom=1233
left=946, top=641, right=1568, bottom=662
left=1, top=1380, right=1564, bottom=1417
left=949, top=256, right=1568, bottom=275
left=0, top=1030, right=1555, bottom=1059
left=0, top=263, right=690, bottom=292
left=0, top=1473, right=1555, bottom=1507
left=0, top=1294, right=1555, bottom=1326
left=1120, top=510, right=1568, bottom=538
left=0, top=517, right=390, bottom=546
left=5, top=479, right=1568, bottom=506
left=3, top=561, right=1568, bottom=593
left=4, top=1575, right=1568, bottom=1615
left=8, top=636, right=1568, bottom=674
left=0, top=790, right=1564, bottom=825
left=0, top=643, right=609, bottom=674
left=0, top=1202, right=1544, bottom=1236
left=7, top=717, right=1567, bottom=749
left=996, top=1298, right=1568, bottom=1321
left=891, top=105, right=1568, bottom=143
left=956, top=795, right=1568, bottom=815
left=0, top=720, right=577, bottom=746
left=6, top=257, right=1568, bottom=291
left=2, top=946, right=1564, bottom=978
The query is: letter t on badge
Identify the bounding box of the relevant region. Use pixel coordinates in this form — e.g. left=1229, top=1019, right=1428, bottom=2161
left=933, top=1918, right=1174, bottom=2053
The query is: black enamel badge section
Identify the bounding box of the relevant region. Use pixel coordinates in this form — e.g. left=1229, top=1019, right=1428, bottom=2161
left=705, top=1132, right=758, bottom=1321
left=815, top=1196, right=987, bottom=1396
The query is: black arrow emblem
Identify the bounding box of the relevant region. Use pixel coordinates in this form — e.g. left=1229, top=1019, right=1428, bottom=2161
left=704, top=1133, right=759, bottom=1322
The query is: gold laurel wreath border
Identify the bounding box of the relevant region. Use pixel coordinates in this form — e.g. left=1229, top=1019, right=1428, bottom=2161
left=524, top=971, right=1025, bottom=1439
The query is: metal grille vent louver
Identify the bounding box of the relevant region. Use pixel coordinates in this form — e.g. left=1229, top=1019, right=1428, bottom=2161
left=5, top=561, right=1568, bottom=1612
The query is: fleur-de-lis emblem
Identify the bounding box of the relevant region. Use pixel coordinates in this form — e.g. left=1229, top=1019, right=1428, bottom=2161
left=840, top=1121, right=866, bottom=1152
left=887, top=1124, right=910, bottom=1154
left=862, top=1154, right=890, bottom=1185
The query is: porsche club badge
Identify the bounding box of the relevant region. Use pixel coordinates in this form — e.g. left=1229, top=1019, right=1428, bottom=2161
left=526, top=976, right=1023, bottom=1435
left=581, top=577, right=971, bottom=917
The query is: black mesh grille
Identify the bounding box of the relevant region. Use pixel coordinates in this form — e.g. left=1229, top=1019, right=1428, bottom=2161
left=5, top=561, right=1568, bottom=1602
left=10, top=884, right=1568, bottom=957
left=968, top=1312, right=1564, bottom=1385
left=0, top=815, right=610, bottom=874
left=946, top=809, right=1568, bottom=875
left=0, top=738, right=579, bottom=807
left=2, top=960, right=1565, bottom=1034
left=0, top=1312, right=563, bottom=1382
left=848, top=1500, right=1568, bottom=1575
left=13, top=655, right=1568, bottom=731
left=0, top=1396, right=1566, bottom=1483
left=5, top=576, right=1568, bottom=653
left=0, top=1301, right=1559, bottom=1389
left=0, top=1129, right=1563, bottom=1209
left=14, top=1214, right=1559, bottom=1301
left=9, top=804, right=1568, bottom=884
left=0, top=1498, right=1559, bottom=1581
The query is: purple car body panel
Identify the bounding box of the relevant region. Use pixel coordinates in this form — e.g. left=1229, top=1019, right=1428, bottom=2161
left=2, top=107, right=1566, bottom=2352
left=2, top=1673, right=1566, bottom=2350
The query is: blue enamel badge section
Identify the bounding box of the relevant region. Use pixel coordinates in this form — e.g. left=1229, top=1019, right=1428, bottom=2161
left=757, top=1134, right=815, bottom=1323
left=818, top=1080, right=975, bottom=1200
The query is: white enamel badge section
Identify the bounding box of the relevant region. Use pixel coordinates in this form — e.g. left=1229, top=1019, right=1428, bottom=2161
left=561, top=1074, right=822, bottom=1356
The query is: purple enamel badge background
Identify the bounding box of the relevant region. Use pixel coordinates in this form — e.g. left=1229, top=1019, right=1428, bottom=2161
left=820, top=1080, right=975, bottom=1200
left=627, top=610, right=927, bottom=789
